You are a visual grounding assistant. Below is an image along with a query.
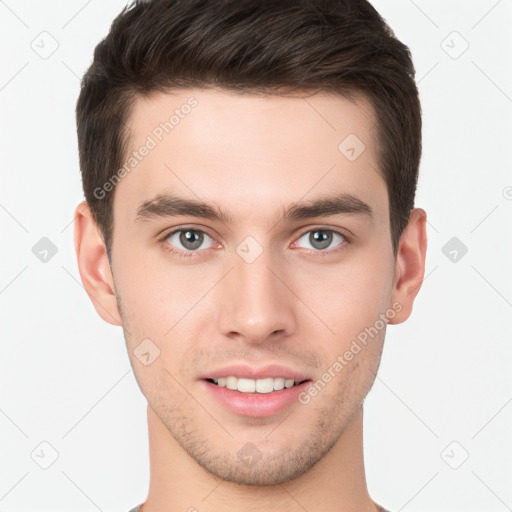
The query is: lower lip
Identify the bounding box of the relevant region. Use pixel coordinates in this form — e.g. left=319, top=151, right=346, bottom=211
left=201, top=380, right=311, bottom=418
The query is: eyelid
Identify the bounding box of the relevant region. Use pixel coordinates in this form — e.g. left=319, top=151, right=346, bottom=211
left=158, top=224, right=352, bottom=241
left=157, top=224, right=220, bottom=243
left=295, top=225, right=352, bottom=244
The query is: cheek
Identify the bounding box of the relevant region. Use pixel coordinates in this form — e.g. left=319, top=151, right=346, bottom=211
left=113, top=250, right=204, bottom=333
left=113, top=255, right=209, bottom=378
left=298, top=253, right=393, bottom=343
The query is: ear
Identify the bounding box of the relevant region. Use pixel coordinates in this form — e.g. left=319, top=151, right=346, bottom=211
left=74, top=201, right=122, bottom=326
left=388, top=207, right=428, bottom=324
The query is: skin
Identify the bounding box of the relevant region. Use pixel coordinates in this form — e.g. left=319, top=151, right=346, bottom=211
left=74, top=87, right=427, bottom=512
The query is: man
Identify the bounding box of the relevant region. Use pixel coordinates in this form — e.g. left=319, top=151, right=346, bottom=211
left=73, top=0, right=427, bottom=510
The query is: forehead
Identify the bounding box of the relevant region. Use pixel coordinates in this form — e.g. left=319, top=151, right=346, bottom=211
left=126, top=87, right=377, bottom=154
left=116, top=87, right=387, bottom=226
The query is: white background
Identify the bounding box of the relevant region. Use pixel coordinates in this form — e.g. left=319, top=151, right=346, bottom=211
left=0, top=1, right=511, bottom=511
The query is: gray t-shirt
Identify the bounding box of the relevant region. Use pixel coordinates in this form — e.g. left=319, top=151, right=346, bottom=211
left=129, top=504, right=392, bottom=511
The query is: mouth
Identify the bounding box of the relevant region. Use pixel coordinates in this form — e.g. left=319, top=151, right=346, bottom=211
left=199, top=364, right=313, bottom=417
left=201, top=376, right=313, bottom=418
left=204, top=376, right=310, bottom=394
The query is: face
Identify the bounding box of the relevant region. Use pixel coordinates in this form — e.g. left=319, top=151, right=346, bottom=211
left=108, top=88, right=398, bottom=485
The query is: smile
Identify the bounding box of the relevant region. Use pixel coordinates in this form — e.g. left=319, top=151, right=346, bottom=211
left=207, top=376, right=307, bottom=393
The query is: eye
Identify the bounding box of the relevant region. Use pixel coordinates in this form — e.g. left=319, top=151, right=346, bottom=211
left=160, top=226, right=350, bottom=258
left=293, top=228, right=348, bottom=252
left=163, top=228, right=215, bottom=256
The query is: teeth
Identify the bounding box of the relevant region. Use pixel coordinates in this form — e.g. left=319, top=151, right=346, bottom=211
left=226, top=376, right=238, bottom=390
left=238, top=378, right=256, bottom=393
left=211, top=376, right=300, bottom=393
left=284, top=379, right=294, bottom=389
left=273, top=377, right=285, bottom=391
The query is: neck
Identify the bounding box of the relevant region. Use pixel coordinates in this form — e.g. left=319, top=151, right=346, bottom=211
left=140, top=405, right=378, bottom=512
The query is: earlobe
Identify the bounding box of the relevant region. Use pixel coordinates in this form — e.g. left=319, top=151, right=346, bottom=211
left=74, top=201, right=122, bottom=326
left=388, top=208, right=428, bottom=325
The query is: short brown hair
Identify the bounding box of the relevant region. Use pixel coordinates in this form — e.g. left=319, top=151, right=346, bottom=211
left=76, top=0, right=422, bottom=257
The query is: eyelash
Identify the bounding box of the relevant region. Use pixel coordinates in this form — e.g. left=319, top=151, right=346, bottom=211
left=158, top=226, right=352, bottom=259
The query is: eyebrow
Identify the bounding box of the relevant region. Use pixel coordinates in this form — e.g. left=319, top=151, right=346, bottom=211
left=135, top=192, right=373, bottom=225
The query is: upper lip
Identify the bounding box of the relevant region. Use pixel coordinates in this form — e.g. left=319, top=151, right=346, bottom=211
left=199, top=364, right=311, bottom=382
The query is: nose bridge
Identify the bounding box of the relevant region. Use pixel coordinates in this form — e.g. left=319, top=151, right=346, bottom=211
left=217, top=240, right=296, bottom=342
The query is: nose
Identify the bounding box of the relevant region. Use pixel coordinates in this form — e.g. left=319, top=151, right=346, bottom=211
left=216, top=246, right=298, bottom=345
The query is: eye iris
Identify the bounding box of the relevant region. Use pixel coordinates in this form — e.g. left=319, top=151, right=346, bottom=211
left=179, top=230, right=203, bottom=250
left=310, top=230, right=333, bottom=250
